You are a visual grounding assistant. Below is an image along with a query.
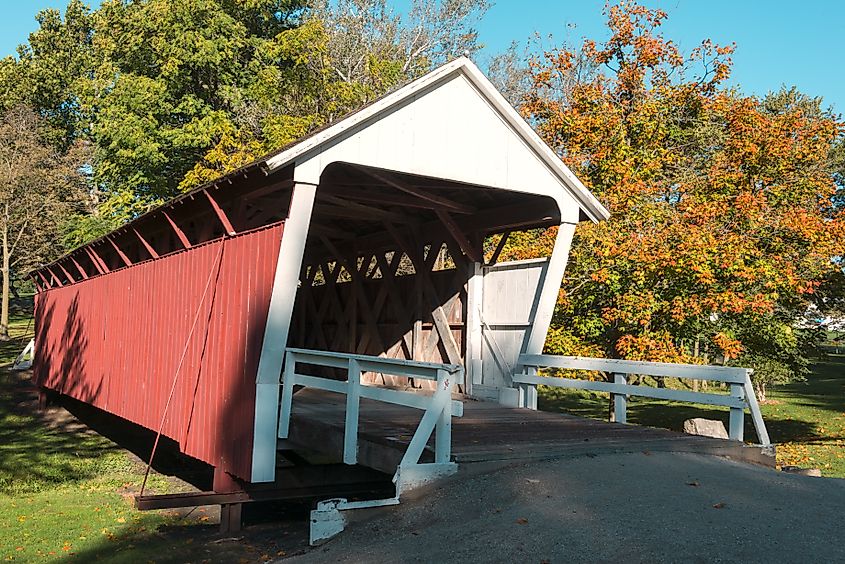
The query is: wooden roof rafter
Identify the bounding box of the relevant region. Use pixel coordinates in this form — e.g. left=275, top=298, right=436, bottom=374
left=435, top=209, right=481, bottom=263
left=321, top=185, right=460, bottom=211
left=302, top=193, right=558, bottom=265
left=107, top=236, right=133, bottom=267
left=162, top=211, right=192, bottom=249
left=203, top=189, right=236, bottom=236
left=353, top=165, right=476, bottom=214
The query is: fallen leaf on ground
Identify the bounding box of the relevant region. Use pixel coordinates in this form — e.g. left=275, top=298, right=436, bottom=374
left=516, top=517, right=529, bottom=525
left=211, top=537, right=244, bottom=544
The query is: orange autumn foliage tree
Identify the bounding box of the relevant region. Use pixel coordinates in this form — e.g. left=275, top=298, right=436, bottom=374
left=512, top=1, right=844, bottom=393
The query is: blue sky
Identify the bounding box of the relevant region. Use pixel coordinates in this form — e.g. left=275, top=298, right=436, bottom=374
left=2, top=0, right=842, bottom=114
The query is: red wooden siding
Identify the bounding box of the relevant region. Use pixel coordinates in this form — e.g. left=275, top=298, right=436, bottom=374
left=33, top=223, right=284, bottom=481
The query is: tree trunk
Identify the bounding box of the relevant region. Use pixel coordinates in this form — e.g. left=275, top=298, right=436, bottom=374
left=692, top=336, right=700, bottom=392
left=755, top=381, right=767, bottom=403
left=0, top=219, right=9, bottom=340
left=607, top=372, right=616, bottom=422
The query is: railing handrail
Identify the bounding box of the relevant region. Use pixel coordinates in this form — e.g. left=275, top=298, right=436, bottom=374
left=519, top=354, right=749, bottom=384
left=279, top=348, right=464, bottom=472
left=285, top=347, right=464, bottom=380
left=515, top=353, right=771, bottom=447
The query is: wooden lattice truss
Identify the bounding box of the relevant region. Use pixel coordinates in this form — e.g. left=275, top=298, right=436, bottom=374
left=290, top=231, right=470, bottom=391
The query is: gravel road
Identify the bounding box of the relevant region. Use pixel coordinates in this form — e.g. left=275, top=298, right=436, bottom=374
left=287, top=452, right=845, bottom=563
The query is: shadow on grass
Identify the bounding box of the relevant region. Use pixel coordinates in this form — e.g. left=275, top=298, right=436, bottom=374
left=61, top=502, right=312, bottom=564
left=0, top=372, right=122, bottom=494
left=0, top=366, right=212, bottom=495
left=769, top=355, right=845, bottom=415
left=58, top=394, right=215, bottom=491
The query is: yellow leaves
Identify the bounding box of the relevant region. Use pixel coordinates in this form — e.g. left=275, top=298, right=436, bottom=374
left=615, top=331, right=697, bottom=363
left=178, top=122, right=264, bottom=192
left=712, top=332, right=743, bottom=358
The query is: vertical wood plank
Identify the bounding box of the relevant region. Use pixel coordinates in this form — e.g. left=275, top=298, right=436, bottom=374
left=729, top=383, right=745, bottom=441
left=466, top=262, right=484, bottom=390
left=613, top=372, right=627, bottom=424
left=434, top=369, right=452, bottom=463
left=344, top=358, right=361, bottom=464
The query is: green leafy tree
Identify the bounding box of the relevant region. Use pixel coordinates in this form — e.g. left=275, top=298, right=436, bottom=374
left=88, top=0, right=307, bottom=200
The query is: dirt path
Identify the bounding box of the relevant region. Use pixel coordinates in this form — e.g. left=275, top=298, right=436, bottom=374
left=290, top=452, right=845, bottom=563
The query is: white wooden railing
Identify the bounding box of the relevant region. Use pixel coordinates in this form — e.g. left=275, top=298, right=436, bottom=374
left=513, top=354, right=771, bottom=446
left=278, top=348, right=465, bottom=469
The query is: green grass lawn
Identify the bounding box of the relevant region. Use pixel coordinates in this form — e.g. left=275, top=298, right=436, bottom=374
left=539, top=354, right=845, bottom=477
left=0, top=309, right=302, bottom=562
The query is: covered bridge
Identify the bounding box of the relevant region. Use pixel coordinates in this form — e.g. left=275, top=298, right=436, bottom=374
left=30, top=59, right=769, bottom=536
left=31, top=57, right=607, bottom=486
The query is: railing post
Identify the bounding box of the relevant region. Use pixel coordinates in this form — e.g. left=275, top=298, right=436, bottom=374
left=523, top=365, right=538, bottom=410
left=613, top=372, right=627, bottom=424
left=743, top=373, right=771, bottom=446
left=729, top=382, right=745, bottom=441
left=434, top=369, right=452, bottom=464
left=277, top=351, right=296, bottom=439
left=344, top=358, right=361, bottom=465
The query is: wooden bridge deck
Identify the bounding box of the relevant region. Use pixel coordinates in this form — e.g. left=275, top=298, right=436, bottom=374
left=283, top=389, right=774, bottom=475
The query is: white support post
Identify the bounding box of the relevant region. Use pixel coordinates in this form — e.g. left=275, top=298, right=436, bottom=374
left=466, top=262, right=484, bottom=392
left=728, top=382, right=745, bottom=442
left=434, top=369, right=452, bottom=464
left=344, top=359, right=361, bottom=465
left=613, top=372, right=627, bottom=424
left=277, top=351, right=296, bottom=438
left=251, top=182, right=317, bottom=483
left=743, top=374, right=771, bottom=446
left=514, top=223, right=574, bottom=409
left=523, top=366, right=538, bottom=410
left=522, top=223, right=576, bottom=356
